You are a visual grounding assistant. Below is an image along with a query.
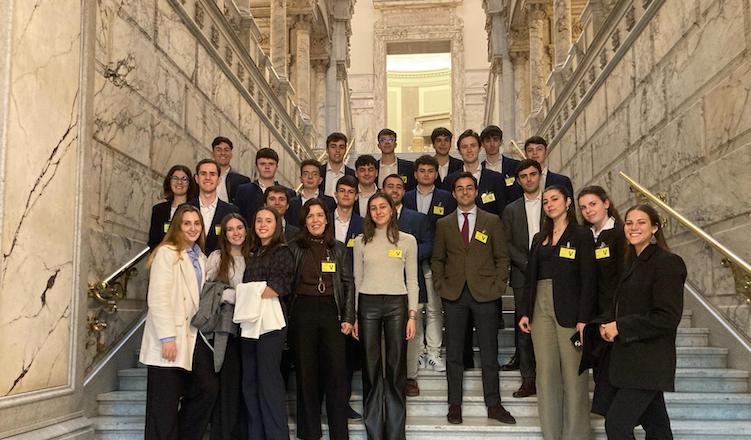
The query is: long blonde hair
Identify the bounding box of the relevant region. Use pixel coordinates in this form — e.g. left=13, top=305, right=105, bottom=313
left=148, top=204, right=205, bottom=266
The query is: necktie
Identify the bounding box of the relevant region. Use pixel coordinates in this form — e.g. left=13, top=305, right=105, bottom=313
left=461, top=212, right=470, bottom=247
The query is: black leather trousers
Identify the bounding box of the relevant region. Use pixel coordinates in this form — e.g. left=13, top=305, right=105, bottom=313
left=358, top=294, right=408, bottom=440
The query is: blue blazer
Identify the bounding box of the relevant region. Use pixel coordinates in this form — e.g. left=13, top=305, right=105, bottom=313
left=442, top=168, right=508, bottom=217
left=482, top=155, right=523, bottom=202
left=403, top=188, right=457, bottom=231
left=398, top=208, right=434, bottom=303
left=319, top=163, right=355, bottom=195
left=546, top=170, right=574, bottom=198
left=234, top=182, right=264, bottom=225
left=186, top=198, right=239, bottom=256
left=329, top=211, right=364, bottom=266
left=285, top=194, right=337, bottom=229
left=378, top=158, right=416, bottom=191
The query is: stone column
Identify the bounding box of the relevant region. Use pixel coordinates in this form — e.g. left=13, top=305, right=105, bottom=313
left=553, top=0, right=572, bottom=68
left=510, top=50, right=531, bottom=142
left=292, top=17, right=312, bottom=117
left=270, top=0, right=288, bottom=78
left=312, top=59, right=329, bottom=144
left=527, top=3, right=548, bottom=113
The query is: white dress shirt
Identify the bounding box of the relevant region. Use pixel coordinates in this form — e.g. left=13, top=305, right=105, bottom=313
left=540, top=166, right=549, bottom=191
left=324, top=164, right=346, bottom=198
left=378, top=160, right=398, bottom=188
left=524, top=191, right=542, bottom=248
left=456, top=205, right=478, bottom=236
left=358, top=184, right=376, bottom=215
left=300, top=189, right=320, bottom=205
left=334, top=209, right=352, bottom=243
left=217, top=167, right=231, bottom=202
left=484, top=158, right=502, bottom=174
left=415, top=186, right=435, bottom=215
left=592, top=216, right=616, bottom=241
left=199, top=195, right=218, bottom=236
left=463, top=165, right=482, bottom=184
left=438, top=160, right=449, bottom=182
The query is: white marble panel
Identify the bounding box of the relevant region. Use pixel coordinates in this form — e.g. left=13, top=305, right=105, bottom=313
left=0, top=0, right=81, bottom=397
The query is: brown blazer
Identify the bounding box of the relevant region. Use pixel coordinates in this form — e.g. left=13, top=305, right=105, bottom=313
left=431, top=207, right=510, bottom=302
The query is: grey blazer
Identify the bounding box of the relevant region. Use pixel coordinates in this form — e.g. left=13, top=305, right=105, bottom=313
left=501, top=196, right=543, bottom=289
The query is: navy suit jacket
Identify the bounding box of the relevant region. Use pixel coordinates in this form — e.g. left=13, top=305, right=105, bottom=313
left=253, top=180, right=296, bottom=203
left=482, top=155, right=523, bottom=202
left=285, top=194, right=337, bottom=229
left=148, top=201, right=172, bottom=249
left=225, top=171, right=251, bottom=204
left=398, top=207, right=433, bottom=303
left=435, top=156, right=464, bottom=186
left=234, top=182, right=264, bottom=225
left=319, top=163, right=355, bottom=195
left=187, top=198, right=239, bottom=256
left=545, top=170, right=574, bottom=198
left=329, top=210, right=363, bottom=266
left=403, top=187, right=457, bottom=231
left=442, top=168, right=508, bottom=217
left=378, top=158, right=416, bottom=191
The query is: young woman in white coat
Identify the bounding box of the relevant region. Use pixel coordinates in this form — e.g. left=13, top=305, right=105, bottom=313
left=140, top=204, right=219, bottom=440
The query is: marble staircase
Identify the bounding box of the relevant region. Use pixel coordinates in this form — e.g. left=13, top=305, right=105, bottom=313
left=90, top=302, right=751, bottom=439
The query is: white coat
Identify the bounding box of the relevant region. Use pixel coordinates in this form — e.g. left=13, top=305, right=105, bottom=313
left=139, top=244, right=206, bottom=371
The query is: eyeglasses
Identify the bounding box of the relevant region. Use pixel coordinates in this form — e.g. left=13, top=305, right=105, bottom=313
left=170, top=176, right=189, bottom=183
left=301, top=171, right=320, bottom=178
left=454, top=185, right=476, bottom=193
left=379, top=137, right=396, bottom=144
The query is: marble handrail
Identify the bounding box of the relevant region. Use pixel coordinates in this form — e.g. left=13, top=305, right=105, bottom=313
left=620, top=171, right=751, bottom=303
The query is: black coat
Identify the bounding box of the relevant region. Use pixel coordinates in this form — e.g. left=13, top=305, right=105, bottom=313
left=521, top=223, right=597, bottom=328
left=609, top=245, right=687, bottom=391
left=234, top=182, right=264, bottom=225
left=225, top=171, right=251, bottom=204
left=593, top=222, right=627, bottom=319
left=288, top=239, right=356, bottom=324
left=378, top=158, right=416, bottom=191
left=148, top=201, right=172, bottom=249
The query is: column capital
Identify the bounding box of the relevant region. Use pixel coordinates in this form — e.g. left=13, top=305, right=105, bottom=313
left=524, top=1, right=548, bottom=21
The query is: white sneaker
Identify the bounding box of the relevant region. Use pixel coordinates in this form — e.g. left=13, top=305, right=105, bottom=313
left=417, top=352, right=428, bottom=369
left=426, top=353, right=446, bottom=372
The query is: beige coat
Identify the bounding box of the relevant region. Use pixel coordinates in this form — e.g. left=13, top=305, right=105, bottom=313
left=139, top=245, right=206, bottom=371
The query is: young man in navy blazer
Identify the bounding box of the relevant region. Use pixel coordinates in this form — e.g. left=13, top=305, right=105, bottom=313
left=431, top=127, right=463, bottom=186
left=211, top=136, right=250, bottom=204
left=319, top=132, right=355, bottom=197
left=286, top=159, right=337, bottom=227
left=188, top=159, right=239, bottom=255
left=442, top=130, right=508, bottom=218
left=253, top=147, right=296, bottom=202
left=330, top=174, right=364, bottom=419
left=480, top=126, right=522, bottom=202
left=404, top=155, right=457, bottom=231
left=376, top=128, right=416, bottom=191
left=524, top=136, right=574, bottom=197
left=382, top=174, right=434, bottom=398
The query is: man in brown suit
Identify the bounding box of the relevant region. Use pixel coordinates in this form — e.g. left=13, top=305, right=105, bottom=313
left=431, top=171, right=516, bottom=425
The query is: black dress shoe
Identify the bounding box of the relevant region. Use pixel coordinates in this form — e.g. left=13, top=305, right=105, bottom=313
left=512, top=380, right=536, bottom=398
left=501, top=355, right=519, bottom=371
left=447, top=404, right=463, bottom=424
left=488, top=405, right=516, bottom=424
left=347, top=405, right=362, bottom=420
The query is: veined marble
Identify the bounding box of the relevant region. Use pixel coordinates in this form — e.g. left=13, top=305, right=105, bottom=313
left=0, top=0, right=81, bottom=398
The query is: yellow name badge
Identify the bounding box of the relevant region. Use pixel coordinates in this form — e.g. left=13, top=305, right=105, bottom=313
left=595, top=247, right=611, bottom=259
left=481, top=192, right=496, bottom=204
left=400, top=175, right=408, bottom=183
left=163, top=222, right=170, bottom=233
left=505, top=176, right=516, bottom=187
left=474, top=231, right=488, bottom=243
left=347, top=238, right=356, bottom=248
left=559, top=247, right=577, bottom=259
left=388, top=249, right=403, bottom=258
left=433, top=205, right=445, bottom=215
left=214, top=225, right=221, bottom=236
left=321, top=262, right=337, bottom=273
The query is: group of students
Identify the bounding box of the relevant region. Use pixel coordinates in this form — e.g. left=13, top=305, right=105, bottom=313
left=140, top=126, right=688, bottom=440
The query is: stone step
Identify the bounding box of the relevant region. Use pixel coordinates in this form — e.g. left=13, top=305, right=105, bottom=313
left=492, top=326, right=709, bottom=348
left=91, top=415, right=751, bottom=440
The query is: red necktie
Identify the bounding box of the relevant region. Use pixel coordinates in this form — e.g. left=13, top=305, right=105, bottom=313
left=461, top=212, right=470, bottom=247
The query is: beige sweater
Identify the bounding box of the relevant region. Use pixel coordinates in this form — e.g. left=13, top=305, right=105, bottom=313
left=353, top=227, right=419, bottom=311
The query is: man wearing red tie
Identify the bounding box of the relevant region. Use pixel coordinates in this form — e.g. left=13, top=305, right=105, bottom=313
left=431, top=172, right=516, bottom=426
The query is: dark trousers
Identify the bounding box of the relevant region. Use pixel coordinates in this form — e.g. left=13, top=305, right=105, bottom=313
left=359, top=294, right=408, bottom=440
left=605, top=388, right=673, bottom=440
left=443, top=287, right=502, bottom=407
left=345, top=332, right=362, bottom=403
left=240, top=329, right=289, bottom=440
left=210, top=335, right=247, bottom=440
left=290, top=296, right=349, bottom=440
left=145, top=337, right=219, bottom=440
left=513, top=287, right=536, bottom=381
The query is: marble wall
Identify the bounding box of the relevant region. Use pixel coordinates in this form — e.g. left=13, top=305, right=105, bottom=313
left=540, top=0, right=751, bottom=330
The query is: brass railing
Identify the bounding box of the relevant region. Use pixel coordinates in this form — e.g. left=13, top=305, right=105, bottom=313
left=620, top=172, right=751, bottom=303
left=88, top=246, right=151, bottom=332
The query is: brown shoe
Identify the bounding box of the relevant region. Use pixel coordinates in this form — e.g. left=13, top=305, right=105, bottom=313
left=512, top=380, right=537, bottom=398
left=406, top=379, right=420, bottom=397
left=487, top=405, right=516, bottom=424
left=447, top=404, right=463, bottom=424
